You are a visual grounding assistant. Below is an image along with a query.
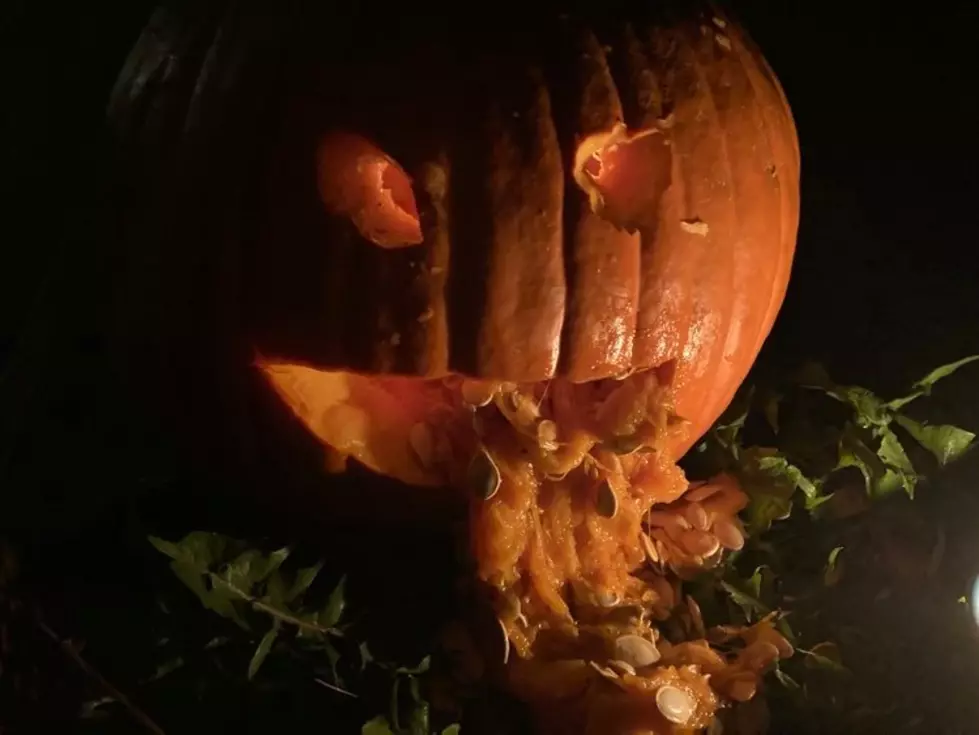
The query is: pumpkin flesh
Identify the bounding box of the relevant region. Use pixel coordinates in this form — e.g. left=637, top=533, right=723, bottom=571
left=258, top=361, right=768, bottom=732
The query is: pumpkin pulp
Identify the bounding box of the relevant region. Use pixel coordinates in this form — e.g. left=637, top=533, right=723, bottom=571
left=258, top=361, right=789, bottom=733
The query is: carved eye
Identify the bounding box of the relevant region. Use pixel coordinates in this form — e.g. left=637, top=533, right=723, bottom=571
left=316, top=131, right=423, bottom=248
left=573, top=123, right=672, bottom=231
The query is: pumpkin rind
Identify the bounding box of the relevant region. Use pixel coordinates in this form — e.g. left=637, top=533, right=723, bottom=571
left=252, top=6, right=799, bottom=456
left=106, top=1, right=798, bottom=494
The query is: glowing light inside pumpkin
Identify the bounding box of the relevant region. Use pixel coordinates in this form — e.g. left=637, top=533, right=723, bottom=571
left=316, top=131, right=423, bottom=248
left=574, top=124, right=672, bottom=231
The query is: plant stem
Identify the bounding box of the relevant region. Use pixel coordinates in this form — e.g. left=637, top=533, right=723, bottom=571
left=207, top=573, right=335, bottom=636
left=32, top=610, right=167, bottom=735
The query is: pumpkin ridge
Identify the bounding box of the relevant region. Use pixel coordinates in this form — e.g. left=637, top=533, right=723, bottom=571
left=680, top=20, right=749, bottom=432
left=725, top=22, right=801, bottom=361
left=556, top=28, right=641, bottom=381
left=474, top=62, right=566, bottom=380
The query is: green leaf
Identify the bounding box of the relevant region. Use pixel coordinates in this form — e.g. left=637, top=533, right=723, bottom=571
left=247, top=620, right=281, bottom=680
left=148, top=536, right=187, bottom=562
left=824, top=546, right=844, bottom=587
left=746, top=565, right=775, bottom=603
left=169, top=560, right=211, bottom=603
left=736, top=447, right=820, bottom=532
left=776, top=615, right=797, bottom=646
left=876, top=428, right=917, bottom=498
left=799, top=364, right=892, bottom=430
left=835, top=426, right=880, bottom=494
left=720, top=578, right=770, bottom=622
left=219, top=546, right=291, bottom=596
left=774, top=666, right=801, bottom=691
left=150, top=533, right=249, bottom=625
left=758, top=454, right=819, bottom=501
left=409, top=702, right=430, bottom=735
left=835, top=424, right=911, bottom=499
left=396, top=655, right=432, bottom=676
left=219, top=551, right=263, bottom=594
left=800, top=643, right=849, bottom=675
left=287, top=561, right=323, bottom=603
left=441, top=726, right=462, bottom=735
left=887, top=355, right=979, bottom=410
left=320, top=575, right=347, bottom=629
left=143, top=656, right=185, bottom=683
left=265, top=570, right=288, bottom=608
left=895, top=415, right=976, bottom=466
left=362, top=716, right=396, bottom=735
left=391, top=677, right=403, bottom=732
left=150, top=532, right=229, bottom=569
left=408, top=677, right=429, bottom=735
left=359, top=641, right=374, bottom=672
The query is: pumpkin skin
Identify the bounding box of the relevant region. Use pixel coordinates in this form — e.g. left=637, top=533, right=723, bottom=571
left=249, top=4, right=800, bottom=485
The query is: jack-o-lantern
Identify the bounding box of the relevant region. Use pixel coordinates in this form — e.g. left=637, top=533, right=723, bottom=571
left=110, top=2, right=799, bottom=732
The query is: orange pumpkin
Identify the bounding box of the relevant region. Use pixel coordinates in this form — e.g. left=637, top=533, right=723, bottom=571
left=109, top=2, right=799, bottom=732
left=252, top=7, right=799, bottom=485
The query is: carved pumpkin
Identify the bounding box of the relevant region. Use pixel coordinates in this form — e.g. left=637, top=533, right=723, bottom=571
left=110, top=2, right=799, bottom=732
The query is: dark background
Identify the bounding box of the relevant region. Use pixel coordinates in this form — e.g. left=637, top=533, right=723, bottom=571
left=2, top=1, right=978, bottom=733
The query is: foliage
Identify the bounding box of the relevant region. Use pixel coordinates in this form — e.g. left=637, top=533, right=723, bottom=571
left=686, top=355, right=979, bottom=731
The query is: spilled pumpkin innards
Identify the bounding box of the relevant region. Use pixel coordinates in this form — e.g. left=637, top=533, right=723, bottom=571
left=269, top=365, right=793, bottom=733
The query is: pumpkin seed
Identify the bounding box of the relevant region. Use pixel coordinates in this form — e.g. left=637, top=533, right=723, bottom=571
left=686, top=596, right=706, bottom=639
left=536, top=419, right=559, bottom=452
left=743, top=640, right=781, bottom=672
left=684, top=501, right=710, bottom=531
left=596, top=480, right=618, bottom=519
left=769, top=630, right=795, bottom=659
left=612, top=634, right=660, bottom=669
left=679, top=529, right=720, bottom=558
left=655, top=685, right=696, bottom=725
left=588, top=661, right=619, bottom=680
left=596, top=590, right=620, bottom=608
left=727, top=671, right=757, bottom=702
left=640, top=533, right=660, bottom=564
left=685, top=482, right=723, bottom=503
left=712, top=516, right=745, bottom=551
left=498, top=617, right=510, bottom=664
left=469, top=447, right=502, bottom=500
left=460, top=379, right=497, bottom=407
left=647, top=510, right=691, bottom=530
left=608, top=659, right=636, bottom=677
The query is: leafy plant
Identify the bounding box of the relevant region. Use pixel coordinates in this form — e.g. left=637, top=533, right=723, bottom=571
left=686, top=355, right=979, bottom=731
left=149, top=532, right=345, bottom=681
